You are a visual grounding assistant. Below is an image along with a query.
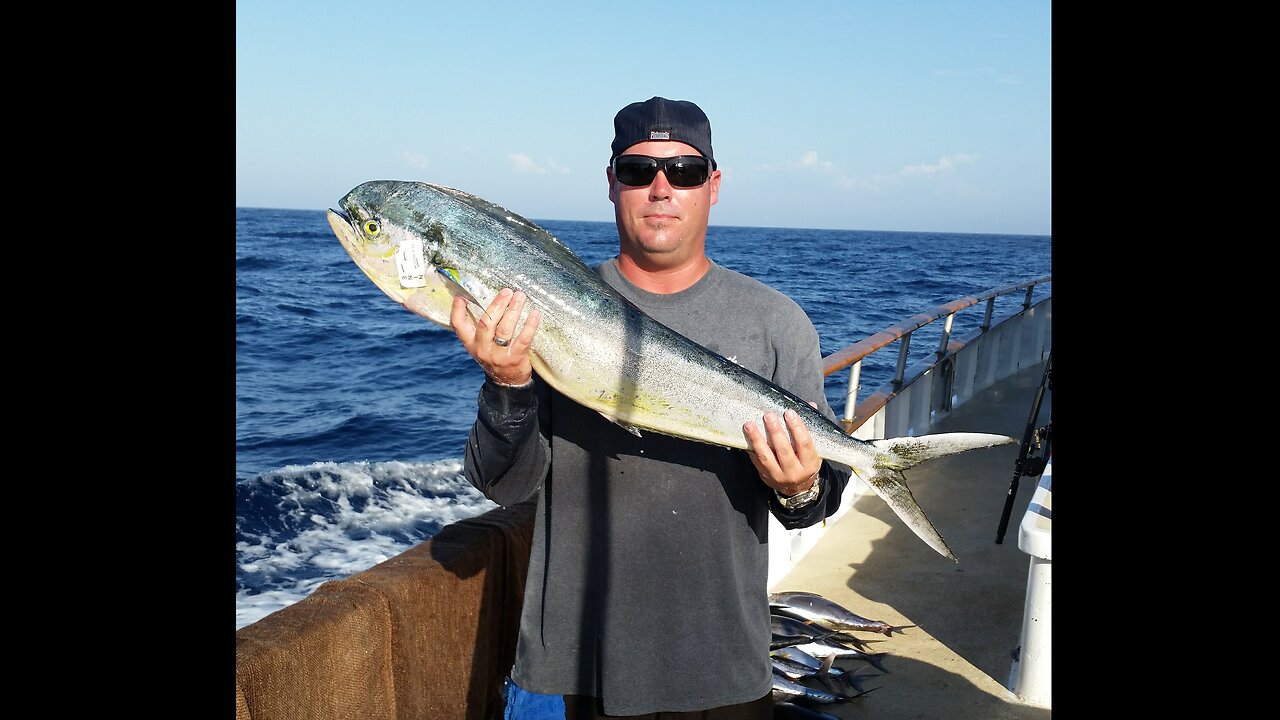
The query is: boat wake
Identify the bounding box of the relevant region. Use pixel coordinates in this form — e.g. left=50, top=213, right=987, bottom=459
left=235, top=459, right=496, bottom=629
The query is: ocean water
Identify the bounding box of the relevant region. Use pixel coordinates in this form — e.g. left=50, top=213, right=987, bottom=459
left=235, top=207, right=1052, bottom=629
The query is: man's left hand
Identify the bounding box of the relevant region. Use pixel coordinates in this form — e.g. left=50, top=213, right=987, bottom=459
left=743, top=407, right=823, bottom=497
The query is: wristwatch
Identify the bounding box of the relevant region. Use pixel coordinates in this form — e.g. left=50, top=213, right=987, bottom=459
left=775, top=474, right=821, bottom=509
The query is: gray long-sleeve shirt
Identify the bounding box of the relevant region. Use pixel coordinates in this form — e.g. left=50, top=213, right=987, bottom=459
left=464, top=258, right=850, bottom=715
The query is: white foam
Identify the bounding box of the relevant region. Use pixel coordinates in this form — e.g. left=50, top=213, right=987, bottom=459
left=236, top=459, right=498, bottom=630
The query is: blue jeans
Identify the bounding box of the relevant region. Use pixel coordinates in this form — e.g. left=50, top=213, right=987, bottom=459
left=502, top=676, right=565, bottom=720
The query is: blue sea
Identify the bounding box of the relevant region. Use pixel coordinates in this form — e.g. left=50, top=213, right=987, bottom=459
left=235, top=206, right=1051, bottom=630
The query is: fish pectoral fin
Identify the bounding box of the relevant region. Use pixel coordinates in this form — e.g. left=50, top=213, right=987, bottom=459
left=818, top=653, right=836, bottom=675
left=597, top=411, right=643, bottom=437
left=435, top=266, right=475, bottom=302
left=435, top=266, right=492, bottom=323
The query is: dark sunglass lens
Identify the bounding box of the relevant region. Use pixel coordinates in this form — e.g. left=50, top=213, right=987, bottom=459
left=615, top=155, right=709, bottom=187
left=615, top=157, right=658, bottom=186
left=665, top=157, right=709, bottom=187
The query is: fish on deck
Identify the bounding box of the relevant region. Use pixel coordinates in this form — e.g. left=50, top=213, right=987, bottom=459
left=770, top=590, right=915, bottom=636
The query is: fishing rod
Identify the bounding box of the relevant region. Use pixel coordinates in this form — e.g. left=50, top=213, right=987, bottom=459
left=995, top=351, right=1052, bottom=544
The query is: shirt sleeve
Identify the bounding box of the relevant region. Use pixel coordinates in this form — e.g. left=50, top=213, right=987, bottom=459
left=462, top=376, right=552, bottom=507
left=762, top=308, right=852, bottom=529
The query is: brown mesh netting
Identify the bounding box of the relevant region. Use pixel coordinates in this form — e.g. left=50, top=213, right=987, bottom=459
left=236, top=500, right=535, bottom=720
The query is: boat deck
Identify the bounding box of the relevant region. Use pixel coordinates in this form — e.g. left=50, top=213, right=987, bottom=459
left=775, top=359, right=1052, bottom=719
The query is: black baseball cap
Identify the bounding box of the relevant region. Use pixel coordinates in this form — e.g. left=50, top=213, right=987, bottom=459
left=610, top=97, right=716, bottom=169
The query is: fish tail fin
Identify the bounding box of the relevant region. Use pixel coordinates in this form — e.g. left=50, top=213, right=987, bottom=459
left=861, top=467, right=958, bottom=562
left=849, top=686, right=880, bottom=699
left=852, top=432, right=1016, bottom=561
left=862, top=652, right=891, bottom=674
left=887, top=624, right=916, bottom=637
left=868, top=432, right=1016, bottom=470
left=837, top=667, right=880, bottom=694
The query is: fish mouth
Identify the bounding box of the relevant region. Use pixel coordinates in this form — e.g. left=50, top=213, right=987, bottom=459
left=326, top=207, right=354, bottom=233
left=326, top=208, right=361, bottom=251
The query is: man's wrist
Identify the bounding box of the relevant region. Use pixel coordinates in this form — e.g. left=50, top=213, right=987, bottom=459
left=487, top=374, right=534, bottom=389
left=775, top=472, right=821, bottom=509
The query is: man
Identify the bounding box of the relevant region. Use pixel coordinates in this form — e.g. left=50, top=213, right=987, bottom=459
left=449, top=97, right=851, bottom=719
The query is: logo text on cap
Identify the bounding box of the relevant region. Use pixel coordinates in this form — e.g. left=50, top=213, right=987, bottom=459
left=648, top=131, right=671, bottom=140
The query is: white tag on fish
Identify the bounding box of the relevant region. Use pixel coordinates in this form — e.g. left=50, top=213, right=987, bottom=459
left=395, top=237, right=428, bottom=288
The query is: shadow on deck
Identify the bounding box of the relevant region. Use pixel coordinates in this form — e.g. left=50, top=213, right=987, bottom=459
left=774, top=359, right=1052, bottom=720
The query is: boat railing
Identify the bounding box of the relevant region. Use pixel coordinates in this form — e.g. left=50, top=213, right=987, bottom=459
left=822, top=275, right=1052, bottom=439
left=765, top=275, right=1051, bottom=587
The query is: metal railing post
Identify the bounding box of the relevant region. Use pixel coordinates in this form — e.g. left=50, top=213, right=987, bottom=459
left=936, top=313, right=954, bottom=357
left=893, top=334, right=912, bottom=386
left=842, top=360, right=862, bottom=423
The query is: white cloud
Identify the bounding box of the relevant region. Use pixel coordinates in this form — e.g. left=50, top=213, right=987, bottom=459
left=898, top=154, right=978, bottom=177
left=794, top=150, right=854, bottom=189
left=750, top=150, right=976, bottom=193
left=748, top=150, right=855, bottom=190
left=402, top=152, right=430, bottom=170
left=509, top=153, right=569, bottom=175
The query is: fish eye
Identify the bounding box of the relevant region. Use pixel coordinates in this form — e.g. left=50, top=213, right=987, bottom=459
left=363, top=220, right=380, bottom=235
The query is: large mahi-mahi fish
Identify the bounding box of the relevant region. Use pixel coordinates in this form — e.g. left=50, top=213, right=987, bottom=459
left=326, top=180, right=1015, bottom=561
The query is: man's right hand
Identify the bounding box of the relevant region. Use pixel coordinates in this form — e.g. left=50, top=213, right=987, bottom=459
left=449, top=288, right=541, bottom=386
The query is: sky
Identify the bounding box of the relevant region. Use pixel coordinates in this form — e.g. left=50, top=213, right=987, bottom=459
left=236, top=1, right=1051, bottom=236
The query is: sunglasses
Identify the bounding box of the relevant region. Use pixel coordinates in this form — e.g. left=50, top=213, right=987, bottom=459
left=612, top=154, right=713, bottom=188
